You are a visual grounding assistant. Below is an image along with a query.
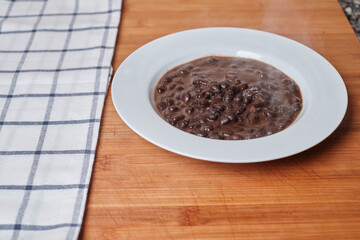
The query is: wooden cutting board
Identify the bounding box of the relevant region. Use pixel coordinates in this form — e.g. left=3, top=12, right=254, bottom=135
left=81, top=0, right=360, bottom=239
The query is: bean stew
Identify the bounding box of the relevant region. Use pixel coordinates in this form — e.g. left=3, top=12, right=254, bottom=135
left=154, top=56, right=302, bottom=140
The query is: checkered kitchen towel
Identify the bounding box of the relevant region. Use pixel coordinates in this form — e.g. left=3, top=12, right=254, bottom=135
left=0, top=0, right=121, bottom=239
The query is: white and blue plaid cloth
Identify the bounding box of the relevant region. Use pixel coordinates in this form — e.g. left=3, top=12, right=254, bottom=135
left=0, top=0, right=122, bottom=239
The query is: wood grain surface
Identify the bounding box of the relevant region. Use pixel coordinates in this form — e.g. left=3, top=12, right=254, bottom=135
left=81, top=0, right=360, bottom=239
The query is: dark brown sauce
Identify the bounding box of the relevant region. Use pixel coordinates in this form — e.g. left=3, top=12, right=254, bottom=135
left=154, top=56, right=302, bottom=140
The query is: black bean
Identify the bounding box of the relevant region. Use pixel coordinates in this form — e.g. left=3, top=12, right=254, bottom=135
left=230, top=135, right=244, bottom=140
left=247, top=129, right=255, bottom=133
left=226, top=112, right=236, bottom=122
left=209, top=108, right=218, bottom=115
left=220, top=82, right=230, bottom=89
left=244, top=96, right=253, bottom=105
left=210, top=84, right=221, bottom=94
left=177, top=86, right=184, bottom=91
left=255, top=131, right=265, bottom=138
left=209, top=134, right=222, bottom=139
left=179, top=68, right=189, bottom=75
left=219, top=115, right=231, bottom=125
left=267, top=127, right=277, bottom=135
left=185, top=107, right=194, bottom=114
left=163, top=111, right=171, bottom=118
left=207, top=57, right=219, bottom=63
left=279, top=118, right=290, bottom=124
left=195, top=100, right=210, bottom=110
left=294, top=97, right=301, bottom=103
left=268, top=105, right=279, bottom=112
left=278, top=123, right=287, bottom=130
left=182, top=92, right=191, bottom=103
left=212, top=94, right=223, bottom=103
left=259, top=72, right=268, bottom=80
left=158, top=102, right=167, bottom=110
left=235, top=107, right=246, bottom=115
left=168, top=118, right=177, bottom=125
left=205, top=111, right=219, bottom=121
left=204, top=91, right=212, bottom=99
left=189, top=123, right=201, bottom=129
left=196, top=116, right=207, bottom=124
left=238, top=83, right=248, bottom=90
left=223, top=103, right=232, bottom=111
left=224, top=91, right=234, bottom=102
left=179, top=120, right=189, bottom=128
left=221, top=130, right=233, bottom=137
left=261, top=91, right=271, bottom=100
left=229, top=86, right=240, bottom=94
left=234, top=80, right=242, bottom=85
left=268, top=121, right=276, bottom=126
left=169, top=84, right=177, bottom=90
left=173, top=114, right=185, bottom=121
left=193, top=79, right=208, bottom=86
left=194, top=130, right=208, bottom=137
left=168, top=115, right=184, bottom=125
left=157, top=85, right=165, bottom=93
left=293, top=102, right=302, bottom=112
left=242, top=89, right=253, bottom=98
left=264, top=111, right=277, bottom=118
left=195, top=92, right=204, bottom=99
left=185, top=65, right=194, bottom=70
left=204, top=125, right=214, bottom=132
left=282, top=78, right=291, bottom=84
left=250, top=86, right=260, bottom=93
left=253, top=94, right=268, bottom=108
left=169, top=106, right=179, bottom=112
left=163, top=76, right=173, bottom=84
left=165, top=98, right=174, bottom=106
left=258, top=127, right=266, bottom=135
left=212, top=104, right=226, bottom=112
left=192, top=80, right=200, bottom=86
left=234, top=94, right=243, bottom=104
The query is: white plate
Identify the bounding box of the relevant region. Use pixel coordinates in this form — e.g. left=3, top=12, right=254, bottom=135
left=112, top=28, right=348, bottom=163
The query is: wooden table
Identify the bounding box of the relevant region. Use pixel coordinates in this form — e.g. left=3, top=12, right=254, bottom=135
left=81, top=0, right=360, bottom=239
